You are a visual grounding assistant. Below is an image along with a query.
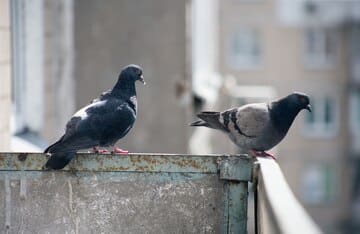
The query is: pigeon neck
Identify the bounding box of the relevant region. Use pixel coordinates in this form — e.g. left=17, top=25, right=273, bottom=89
left=112, top=79, right=137, bottom=97
left=269, top=100, right=301, bottom=134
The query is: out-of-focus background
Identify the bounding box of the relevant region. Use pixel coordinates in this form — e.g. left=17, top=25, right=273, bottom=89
left=0, top=0, right=360, bottom=233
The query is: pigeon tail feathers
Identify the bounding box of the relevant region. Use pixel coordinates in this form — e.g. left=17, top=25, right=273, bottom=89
left=189, top=120, right=211, bottom=128
left=44, top=135, right=65, bottom=153
left=191, top=111, right=228, bottom=132
left=44, top=152, right=76, bottom=170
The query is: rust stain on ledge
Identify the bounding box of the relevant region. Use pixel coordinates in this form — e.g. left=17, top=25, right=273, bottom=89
left=173, top=158, right=202, bottom=170
left=0, top=154, right=5, bottom=164
left=18, top=153, right=28, bottom=161
left=0, top=153, right=250, bottom=173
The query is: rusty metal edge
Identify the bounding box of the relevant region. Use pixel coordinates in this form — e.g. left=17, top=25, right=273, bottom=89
left=219, top=156, right=252, bottom=182
left=0, top=153, right=250, bottom=174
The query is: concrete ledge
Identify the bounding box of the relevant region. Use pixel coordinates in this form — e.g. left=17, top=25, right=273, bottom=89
left=0, top=152, right=250, bottom=173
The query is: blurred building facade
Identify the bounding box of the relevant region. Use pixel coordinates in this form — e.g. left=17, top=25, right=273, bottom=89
left=2, top=0, right=360, bottom=233
left=216, top=0, right=360, bottom=233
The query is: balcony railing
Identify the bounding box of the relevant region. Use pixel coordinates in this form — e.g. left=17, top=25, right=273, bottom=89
left=253, top=158, right=322, bottom=234
left=0, top=152, right=321, bottom=233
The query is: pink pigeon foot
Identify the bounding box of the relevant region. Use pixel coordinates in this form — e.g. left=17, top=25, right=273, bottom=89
left=249, top=150, right=276, bottom=160
left=93, top=147, right=109, bottom=154
left=112, top=147, right=129, bottom=155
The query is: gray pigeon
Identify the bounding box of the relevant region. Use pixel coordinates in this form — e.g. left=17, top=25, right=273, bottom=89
left=44, top=64, right=145, bottom=170
left=190, top=92, right=311, bottom=159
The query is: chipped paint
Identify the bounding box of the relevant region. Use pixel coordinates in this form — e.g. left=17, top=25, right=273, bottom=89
left=17, top=153, right=28, bottom=162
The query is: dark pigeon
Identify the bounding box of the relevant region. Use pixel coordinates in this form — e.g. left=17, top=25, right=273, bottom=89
left=44, top=64, right=145, bottom=170
left=190, top=92, right=311, bottom=159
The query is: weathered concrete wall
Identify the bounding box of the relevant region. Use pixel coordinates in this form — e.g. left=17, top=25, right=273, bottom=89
left=0, top=153, right=253, bottom=234
left=0, top=0, right=11, bottom=151
left=74, top=0, right=190, bottom=154
left=0, top=172, right=224, bottom=234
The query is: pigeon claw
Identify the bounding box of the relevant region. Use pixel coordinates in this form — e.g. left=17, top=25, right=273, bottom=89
left=249, top=150, right=276, bottom=160
left=112, top=147, right=129, bottom=155
left=93, top=147, right=109, bottom=154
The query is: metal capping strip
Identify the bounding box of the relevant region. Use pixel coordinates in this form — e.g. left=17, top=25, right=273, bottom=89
left=0, top=153, right=251, bottom=174
left=219, top=156, right=252, bottom=182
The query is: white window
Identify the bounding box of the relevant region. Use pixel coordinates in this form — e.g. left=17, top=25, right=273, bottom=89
left=301, top=163, right=337, bottom=204
left=303, top=96, right=338, bottom=138
left=304, top=28, right=336, bottom=68
left=350, top=91, right=360, bottom=136
left=228, top=27, right=262, bottom=69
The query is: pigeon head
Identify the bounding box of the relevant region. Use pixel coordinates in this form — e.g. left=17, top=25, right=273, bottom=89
left=113, top=64, right=145, bottom=96
left=270, top=92, right=311, bottom=134
left=119, top=64, right=145, bottom=85
left=286, top=92, right=312, bottom=113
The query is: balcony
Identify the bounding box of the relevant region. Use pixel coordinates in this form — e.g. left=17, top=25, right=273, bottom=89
left=277, top=0, right=360, bottom=26
left=0, top=152, right=321, bottom=233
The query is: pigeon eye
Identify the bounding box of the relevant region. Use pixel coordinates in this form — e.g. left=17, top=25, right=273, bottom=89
left=299, top=96, right=306, bottom=103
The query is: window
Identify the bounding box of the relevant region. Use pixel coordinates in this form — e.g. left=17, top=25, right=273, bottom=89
left=228, top=27, right=262, bottom=69
left=350, top=26, right=360, bottom=82
left=350, top=91, right=360, bottom=136
left=304, top=28, right=336, bottom=68
left=301, top=163, right=337, bottom=204
left=303, top=96, right=338, bottom=137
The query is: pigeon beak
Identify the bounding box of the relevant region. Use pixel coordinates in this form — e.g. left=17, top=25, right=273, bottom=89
left=139, top=75, right=146, bottom=85
left=305, top=104, right=312, bottom=112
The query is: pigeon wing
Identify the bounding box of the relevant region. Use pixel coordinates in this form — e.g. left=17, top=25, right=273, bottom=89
left=44, top=115, right=98, bottom=153
left=80, top=97, right=136, bottom=145
left=46, top=96, right=136, bottom=153
left=90, top=89, right=112, bottom=104
left=230, top=103, right=270, bottom=138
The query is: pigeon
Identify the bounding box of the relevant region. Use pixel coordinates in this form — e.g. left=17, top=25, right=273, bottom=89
left=190, top=92, right=311, bottom=159
left=44, top=64, right=145, bottom=170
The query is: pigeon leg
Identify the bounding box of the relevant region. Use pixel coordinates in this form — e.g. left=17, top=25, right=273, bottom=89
left=112, top=147, right=129, bottom=155
left=260, top=151, right=276, bottom=160
left=93, top=147, right=109, bottom=154
left=249, top=150, right=276, bottom=160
